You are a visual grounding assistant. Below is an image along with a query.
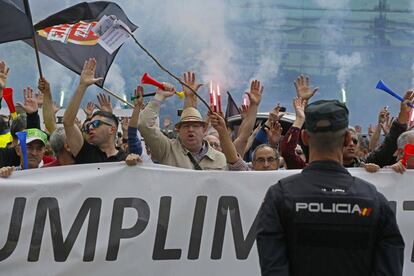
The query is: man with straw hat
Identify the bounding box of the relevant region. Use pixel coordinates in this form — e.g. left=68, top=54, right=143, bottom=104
left=130, top=75, right=226, bottom=170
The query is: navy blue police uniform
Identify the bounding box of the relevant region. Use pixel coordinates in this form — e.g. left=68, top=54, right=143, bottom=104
left=256, top=100, right=404, bottom=276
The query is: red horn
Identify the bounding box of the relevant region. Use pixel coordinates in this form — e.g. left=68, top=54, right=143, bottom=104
left=141, top=73, right=165, bottom=90
left=3, top=88, right=17, bottom=118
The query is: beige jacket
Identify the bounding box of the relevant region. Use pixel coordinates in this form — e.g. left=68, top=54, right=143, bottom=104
left=138, top=100, right=227, bottom=170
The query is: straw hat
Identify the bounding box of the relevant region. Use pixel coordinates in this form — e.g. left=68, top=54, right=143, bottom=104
left=175, top=107, right=206, bottom=128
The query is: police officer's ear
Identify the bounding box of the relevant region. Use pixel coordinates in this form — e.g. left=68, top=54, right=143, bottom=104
left=301, top=129, right=309, bottom=146
left=344, top=130, right=352, bottom=147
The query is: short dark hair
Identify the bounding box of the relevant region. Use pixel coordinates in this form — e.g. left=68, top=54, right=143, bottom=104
left=307, top=128, right=348, bottom=153
left=91, top=110, right=119, bottom=128
left=10, top=115, right=27, bottom=139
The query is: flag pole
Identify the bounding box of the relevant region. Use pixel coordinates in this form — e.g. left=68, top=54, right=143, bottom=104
left=24, top=0, right=43, bottom=79
left=102, top=86, right=134, bottom=108
left=119, top=25, right=213, bottom=113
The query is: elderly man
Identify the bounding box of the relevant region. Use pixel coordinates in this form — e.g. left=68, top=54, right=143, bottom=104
left=387, top=130, right=414, bottom=173
left=43, top=127, right=75, bottom=167
left=0, top=128, right=48, bottom=177
left=134, top=75, right=225, bottom=170
left=209, top=111, right=279, bottom=171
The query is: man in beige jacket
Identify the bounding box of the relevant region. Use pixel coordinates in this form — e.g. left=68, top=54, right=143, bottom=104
left=127, top=79, right=226, bottom=170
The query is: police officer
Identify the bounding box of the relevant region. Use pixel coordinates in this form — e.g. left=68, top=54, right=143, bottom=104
left=256, top=100, right=404, bottom=276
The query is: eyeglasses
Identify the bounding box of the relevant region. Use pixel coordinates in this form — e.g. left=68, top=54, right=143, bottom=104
left=352, top=137, right=359, bottom=145
left=209, top=142, right=220, bottom=148
left=254, top=157, right=277, bottom=164
left=84, top=119, right=113, bottom=133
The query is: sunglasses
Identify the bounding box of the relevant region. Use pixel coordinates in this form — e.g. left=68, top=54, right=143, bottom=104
left=352, top=137, right=359, bottom=145
left=83, top=119, right=113, bottom=133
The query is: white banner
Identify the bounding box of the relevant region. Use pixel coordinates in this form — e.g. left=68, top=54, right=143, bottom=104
left=0, top=163, right=413, bottom=276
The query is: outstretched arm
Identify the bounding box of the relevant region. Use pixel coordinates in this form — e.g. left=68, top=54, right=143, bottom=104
left=38, top=77, right=56, bottom=133
left=0, top=61, right=10, bottom=98
left=138, top=83, right=176, bottom=162
left=63, top=58, right=103, bottom=157
left=234, top=80, right=263, bottom=155
left=182, top=71, right=202, bottom=109
left=128, top=86, right=145, bottom=155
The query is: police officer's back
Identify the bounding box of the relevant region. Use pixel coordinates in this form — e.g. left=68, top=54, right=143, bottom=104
left=256, top=100, right=404, bottom=276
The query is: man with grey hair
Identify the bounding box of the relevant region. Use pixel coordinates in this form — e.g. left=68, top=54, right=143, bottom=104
left=387, top=130, right=414, bottom=173
left=43, top=127, right=74, bottom=167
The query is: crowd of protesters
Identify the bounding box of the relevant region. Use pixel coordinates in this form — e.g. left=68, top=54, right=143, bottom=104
left=0, top=58, right=413, bottom=177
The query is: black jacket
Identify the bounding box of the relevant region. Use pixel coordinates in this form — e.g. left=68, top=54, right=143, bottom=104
left=256, top=160, right=404, bottom=276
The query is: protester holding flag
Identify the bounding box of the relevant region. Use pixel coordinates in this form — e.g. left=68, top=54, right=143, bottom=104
left=63, top=58, right=127, bottom=164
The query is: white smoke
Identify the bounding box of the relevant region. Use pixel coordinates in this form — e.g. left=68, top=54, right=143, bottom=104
left=150, top=0, right=240, bottom=89
left=104, top=63, right=126, bottom=109
left=327, top=51, right=362, bottom=88
left=251, top=7, right=285, bottom=85
left=42, top=59, right=73, bottom=106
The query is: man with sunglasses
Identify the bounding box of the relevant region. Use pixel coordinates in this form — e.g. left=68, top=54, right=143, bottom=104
left=257, top=100, right=404, bottom=276
left=63, top=58, right=127, bottom=164
left=343, top=91, right=414, bottom=169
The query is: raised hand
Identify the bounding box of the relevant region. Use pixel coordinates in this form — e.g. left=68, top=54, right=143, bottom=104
left=247, top=80, right=263, bottom=106
left=294, top=75, right=319, bottom=100
left=293, top=97, right=306, bottom=121
left=79, top=58, right=103, bottom=87
left=155, top=82, right=176, bottom=100
left=38, top=77, right=50, bottom=94
left=121, top=117, right=129, bottom=133
left=269, top=104, right=283, bottom=124
left=378, top=107, right=393, bottom=135
left=0, top=60, right=10, bottom=91
left=83, top=101, right=95, bottom=118
left=97, top=93, right=113, bottom=113
left=182, top=71, right=202, bottom=97
left=265, top=120, right=283, bottom=146
left=17, top=87, right=38, bottom=114
left=209, top=112, right=227, bottom=134
left=397, top=91, right=414, bottom=124
left=240, top=104, right=249, bottom=120
left=133, top=85, right=144, bottom=109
